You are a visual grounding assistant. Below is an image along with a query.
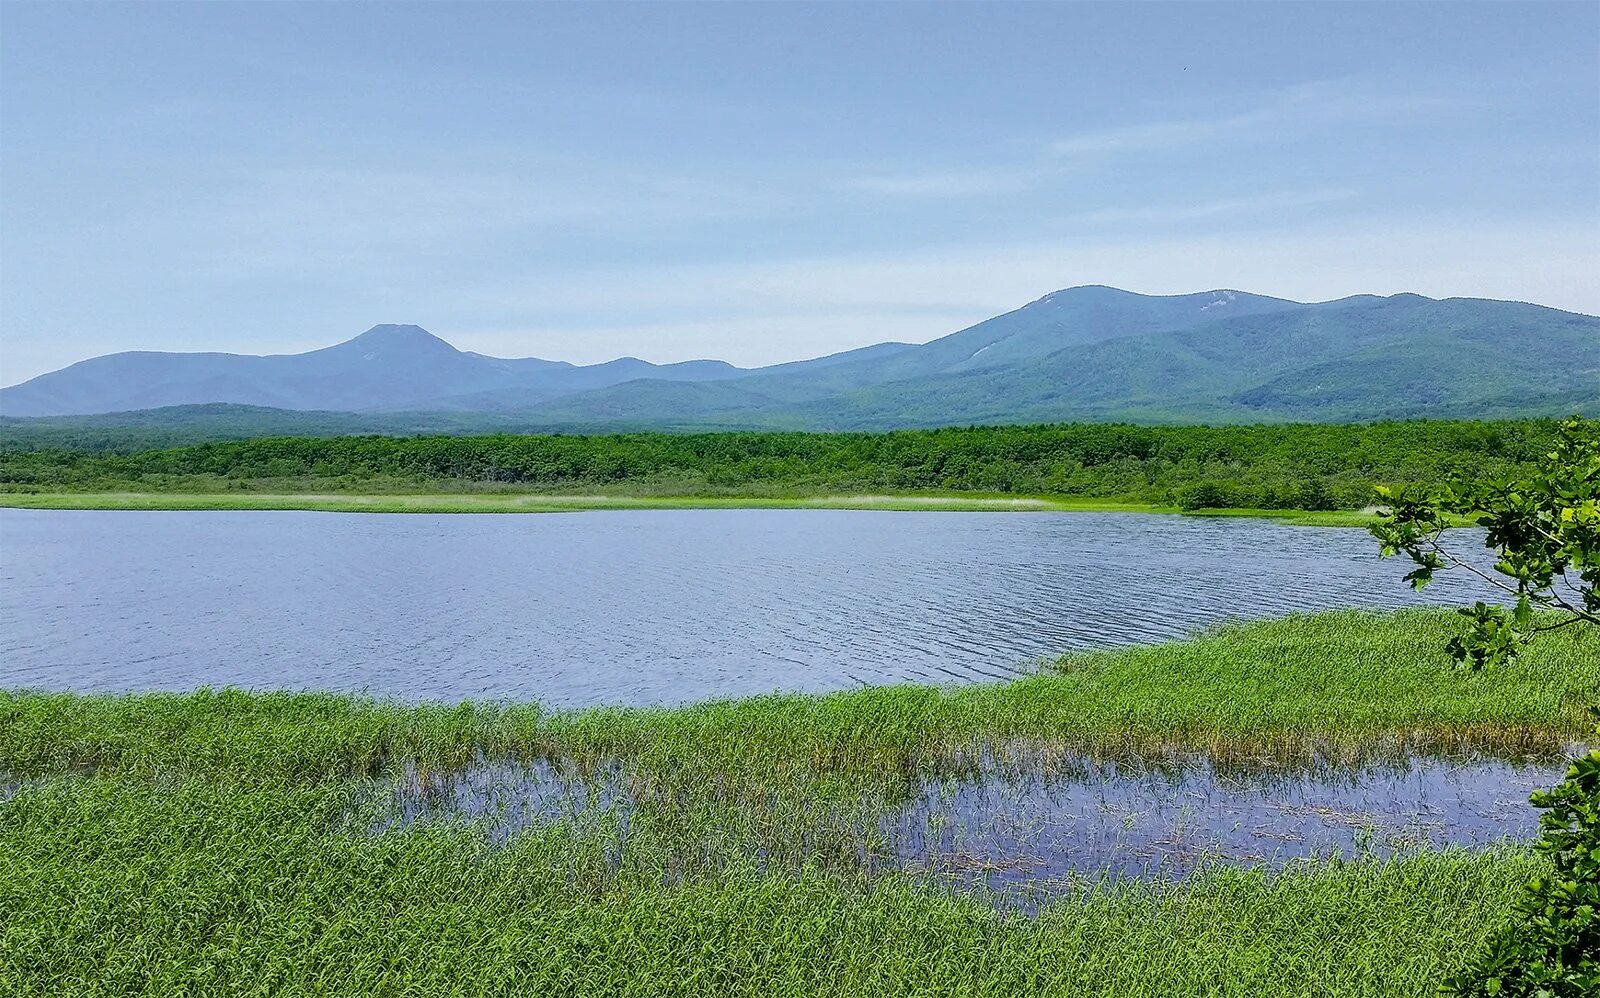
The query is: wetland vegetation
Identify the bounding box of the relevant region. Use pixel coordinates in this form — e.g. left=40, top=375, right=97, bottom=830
left=3, top=609, right=1597, bottom=995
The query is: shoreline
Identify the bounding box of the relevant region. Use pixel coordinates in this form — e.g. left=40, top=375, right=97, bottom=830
left=0, top=490, right=1383, bottom=526
left=6, top=609, right=1595, bottom=762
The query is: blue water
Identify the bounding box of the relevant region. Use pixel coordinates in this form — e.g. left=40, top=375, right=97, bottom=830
left=0, top=507, right=1494, bottom=705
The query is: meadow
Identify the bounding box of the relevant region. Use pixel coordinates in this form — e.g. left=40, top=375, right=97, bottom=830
left=3, top=609, right=1596, bottom=996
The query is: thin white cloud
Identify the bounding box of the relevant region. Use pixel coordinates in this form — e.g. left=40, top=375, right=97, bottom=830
left=1051, top=79, right=1477, bottom=158
left=194, top=164, right=793, bottom=279
left=843, top=79, right=1478, bottom=200
left=1051, top=115, right=1249, bottom=158
left=841, top=165, right=1046, bottom=198
left=1068, top=188, right=1360, bottom=225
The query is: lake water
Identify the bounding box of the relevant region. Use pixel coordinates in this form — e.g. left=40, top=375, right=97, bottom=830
left=0, top=507, right=1494, bottom=706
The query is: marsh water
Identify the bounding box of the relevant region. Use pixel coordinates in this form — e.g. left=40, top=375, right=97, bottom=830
left=0, top=507, right=1497, bottom=705
left=375, top=751, right=1564, bottom=895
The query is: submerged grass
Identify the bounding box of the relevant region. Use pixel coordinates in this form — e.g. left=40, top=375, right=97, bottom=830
left=0, top=773, right=1538, bottom=996
left=2, top=608, right=1595, bottom=994
left=0, top=767, right=1554, bottom=997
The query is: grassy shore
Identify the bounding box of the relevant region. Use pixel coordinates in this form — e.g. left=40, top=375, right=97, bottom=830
left=2, top=609, right=1595, bottom=994
left=0, top=489, right=1381, bottom=525
left=6, top=610, right=1595, bottom=780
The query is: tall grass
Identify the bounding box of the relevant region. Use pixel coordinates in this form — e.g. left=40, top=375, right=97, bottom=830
left=0, top=773, right=1542, bottom=997
left=2, top=608, right=1593, bottom=995
left=4, top=609, right=1594, bottom=785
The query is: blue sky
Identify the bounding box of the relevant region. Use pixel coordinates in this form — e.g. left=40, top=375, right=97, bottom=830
left=2, top=1, right=1596, bottom=381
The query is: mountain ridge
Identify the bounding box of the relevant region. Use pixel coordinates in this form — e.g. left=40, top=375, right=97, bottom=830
left=4, top=287, right=1595, bottom=428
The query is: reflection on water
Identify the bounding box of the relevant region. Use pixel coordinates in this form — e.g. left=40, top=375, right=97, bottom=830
left=0, top=507, right=1494, bottom=705
left=881, top=756, right=1550, bottom=891
left=374, top=750, right=1561, bottom=899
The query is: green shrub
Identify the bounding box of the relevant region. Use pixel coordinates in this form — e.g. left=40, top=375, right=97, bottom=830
left=1450, top=717, right=1600, bottom=996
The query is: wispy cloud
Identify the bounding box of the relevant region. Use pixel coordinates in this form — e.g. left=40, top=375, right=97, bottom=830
left=192, top=163, right=793, bottom=280
left=842, top=79, right=1478, bottom=200
left=1051, top=79, right=1478, bottom=158
left=841, top=165, right=1046, bottom=198
left=1068, top=188, right=1360, bottom=225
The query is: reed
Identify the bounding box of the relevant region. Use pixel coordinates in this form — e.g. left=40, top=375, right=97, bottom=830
left=4, top=609, right=1593, bottom=785
left=2, top=608, right=1593, bottom=995
left=0, top=772, right=1544, bottom=996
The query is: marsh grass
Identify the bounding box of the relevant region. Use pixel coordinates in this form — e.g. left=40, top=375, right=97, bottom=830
left=6, top=609, right=1590, bottom=784
left=2, top=608, right=1595, bottom=995
left=0, top=770, right=1544, bottom=996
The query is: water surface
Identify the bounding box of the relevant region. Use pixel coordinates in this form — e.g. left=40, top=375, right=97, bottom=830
left=377, top=751, right=1559, bottom=895
left=0, top=507, right=1492, bottom=705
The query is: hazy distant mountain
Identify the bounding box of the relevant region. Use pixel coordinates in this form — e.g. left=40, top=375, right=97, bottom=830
left=0, top=324, right=749, bottom=418
left=3, top=288, right=1595, bottom=432
left=768, top=293, right=1600, bottom=427
left=475, top=289, right=1599, bottom=428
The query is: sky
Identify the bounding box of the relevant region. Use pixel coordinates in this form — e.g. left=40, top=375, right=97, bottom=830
left=1, top=1, right=1597, bottom=383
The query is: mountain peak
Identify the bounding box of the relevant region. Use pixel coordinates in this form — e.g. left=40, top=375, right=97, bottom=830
left=1033, top=285, right=1129, bottom=304
left=341, top=324, right=461, bottom=358
left=351, top=324, right=453, bottom=345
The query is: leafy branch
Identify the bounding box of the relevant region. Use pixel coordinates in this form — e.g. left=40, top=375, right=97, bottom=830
left=1371, top=417, right=1600, bottom=669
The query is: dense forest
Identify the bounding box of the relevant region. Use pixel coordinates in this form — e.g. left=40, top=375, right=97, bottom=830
left=0, top=419, right=1572, bottom=511
left=0, top=405, right=555, bottom=453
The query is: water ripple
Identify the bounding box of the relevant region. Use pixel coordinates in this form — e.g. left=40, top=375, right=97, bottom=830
left=0, top=508, right=1499, bottom=706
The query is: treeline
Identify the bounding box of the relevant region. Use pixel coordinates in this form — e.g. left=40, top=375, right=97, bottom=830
left=0, top=419, right=1571, bottom=510
left=0, top=405, right=542, bottom=454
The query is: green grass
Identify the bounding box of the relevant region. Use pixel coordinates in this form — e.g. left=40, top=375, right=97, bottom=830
left=0, top=779, right=1537, bottom=997
left=0, top=489, right=1383, bottom=525
left=3, top=608, right=1594, bottom=995
left=5, top=610, right=1593, bottom=784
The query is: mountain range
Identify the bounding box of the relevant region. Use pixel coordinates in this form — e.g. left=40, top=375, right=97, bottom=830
left=3, top=286, right=1596, bottom=433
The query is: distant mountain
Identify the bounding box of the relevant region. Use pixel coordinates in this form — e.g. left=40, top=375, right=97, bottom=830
left=456, top=289, right=1599, bottom=429
left=3, top=289, right=1595, bottom=433
left=0, top=324, right=749, bottom=418
left=749, top=292, right=1600, bottom=428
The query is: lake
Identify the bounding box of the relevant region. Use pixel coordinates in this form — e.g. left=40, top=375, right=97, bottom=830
left=0, top=507, right=1494, bottom=706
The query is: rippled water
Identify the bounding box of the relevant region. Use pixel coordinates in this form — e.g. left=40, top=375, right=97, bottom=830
left=0, top=507, right=1493, bottom=704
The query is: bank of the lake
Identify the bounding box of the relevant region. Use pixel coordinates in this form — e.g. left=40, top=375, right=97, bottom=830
left=0, top=489, right=1383, bottom=525
left=1, top=419, right=1562, bottom=522
left=3, top=610, right=1594, bottom=995
left=9, top=609, right=1596, bottom=772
